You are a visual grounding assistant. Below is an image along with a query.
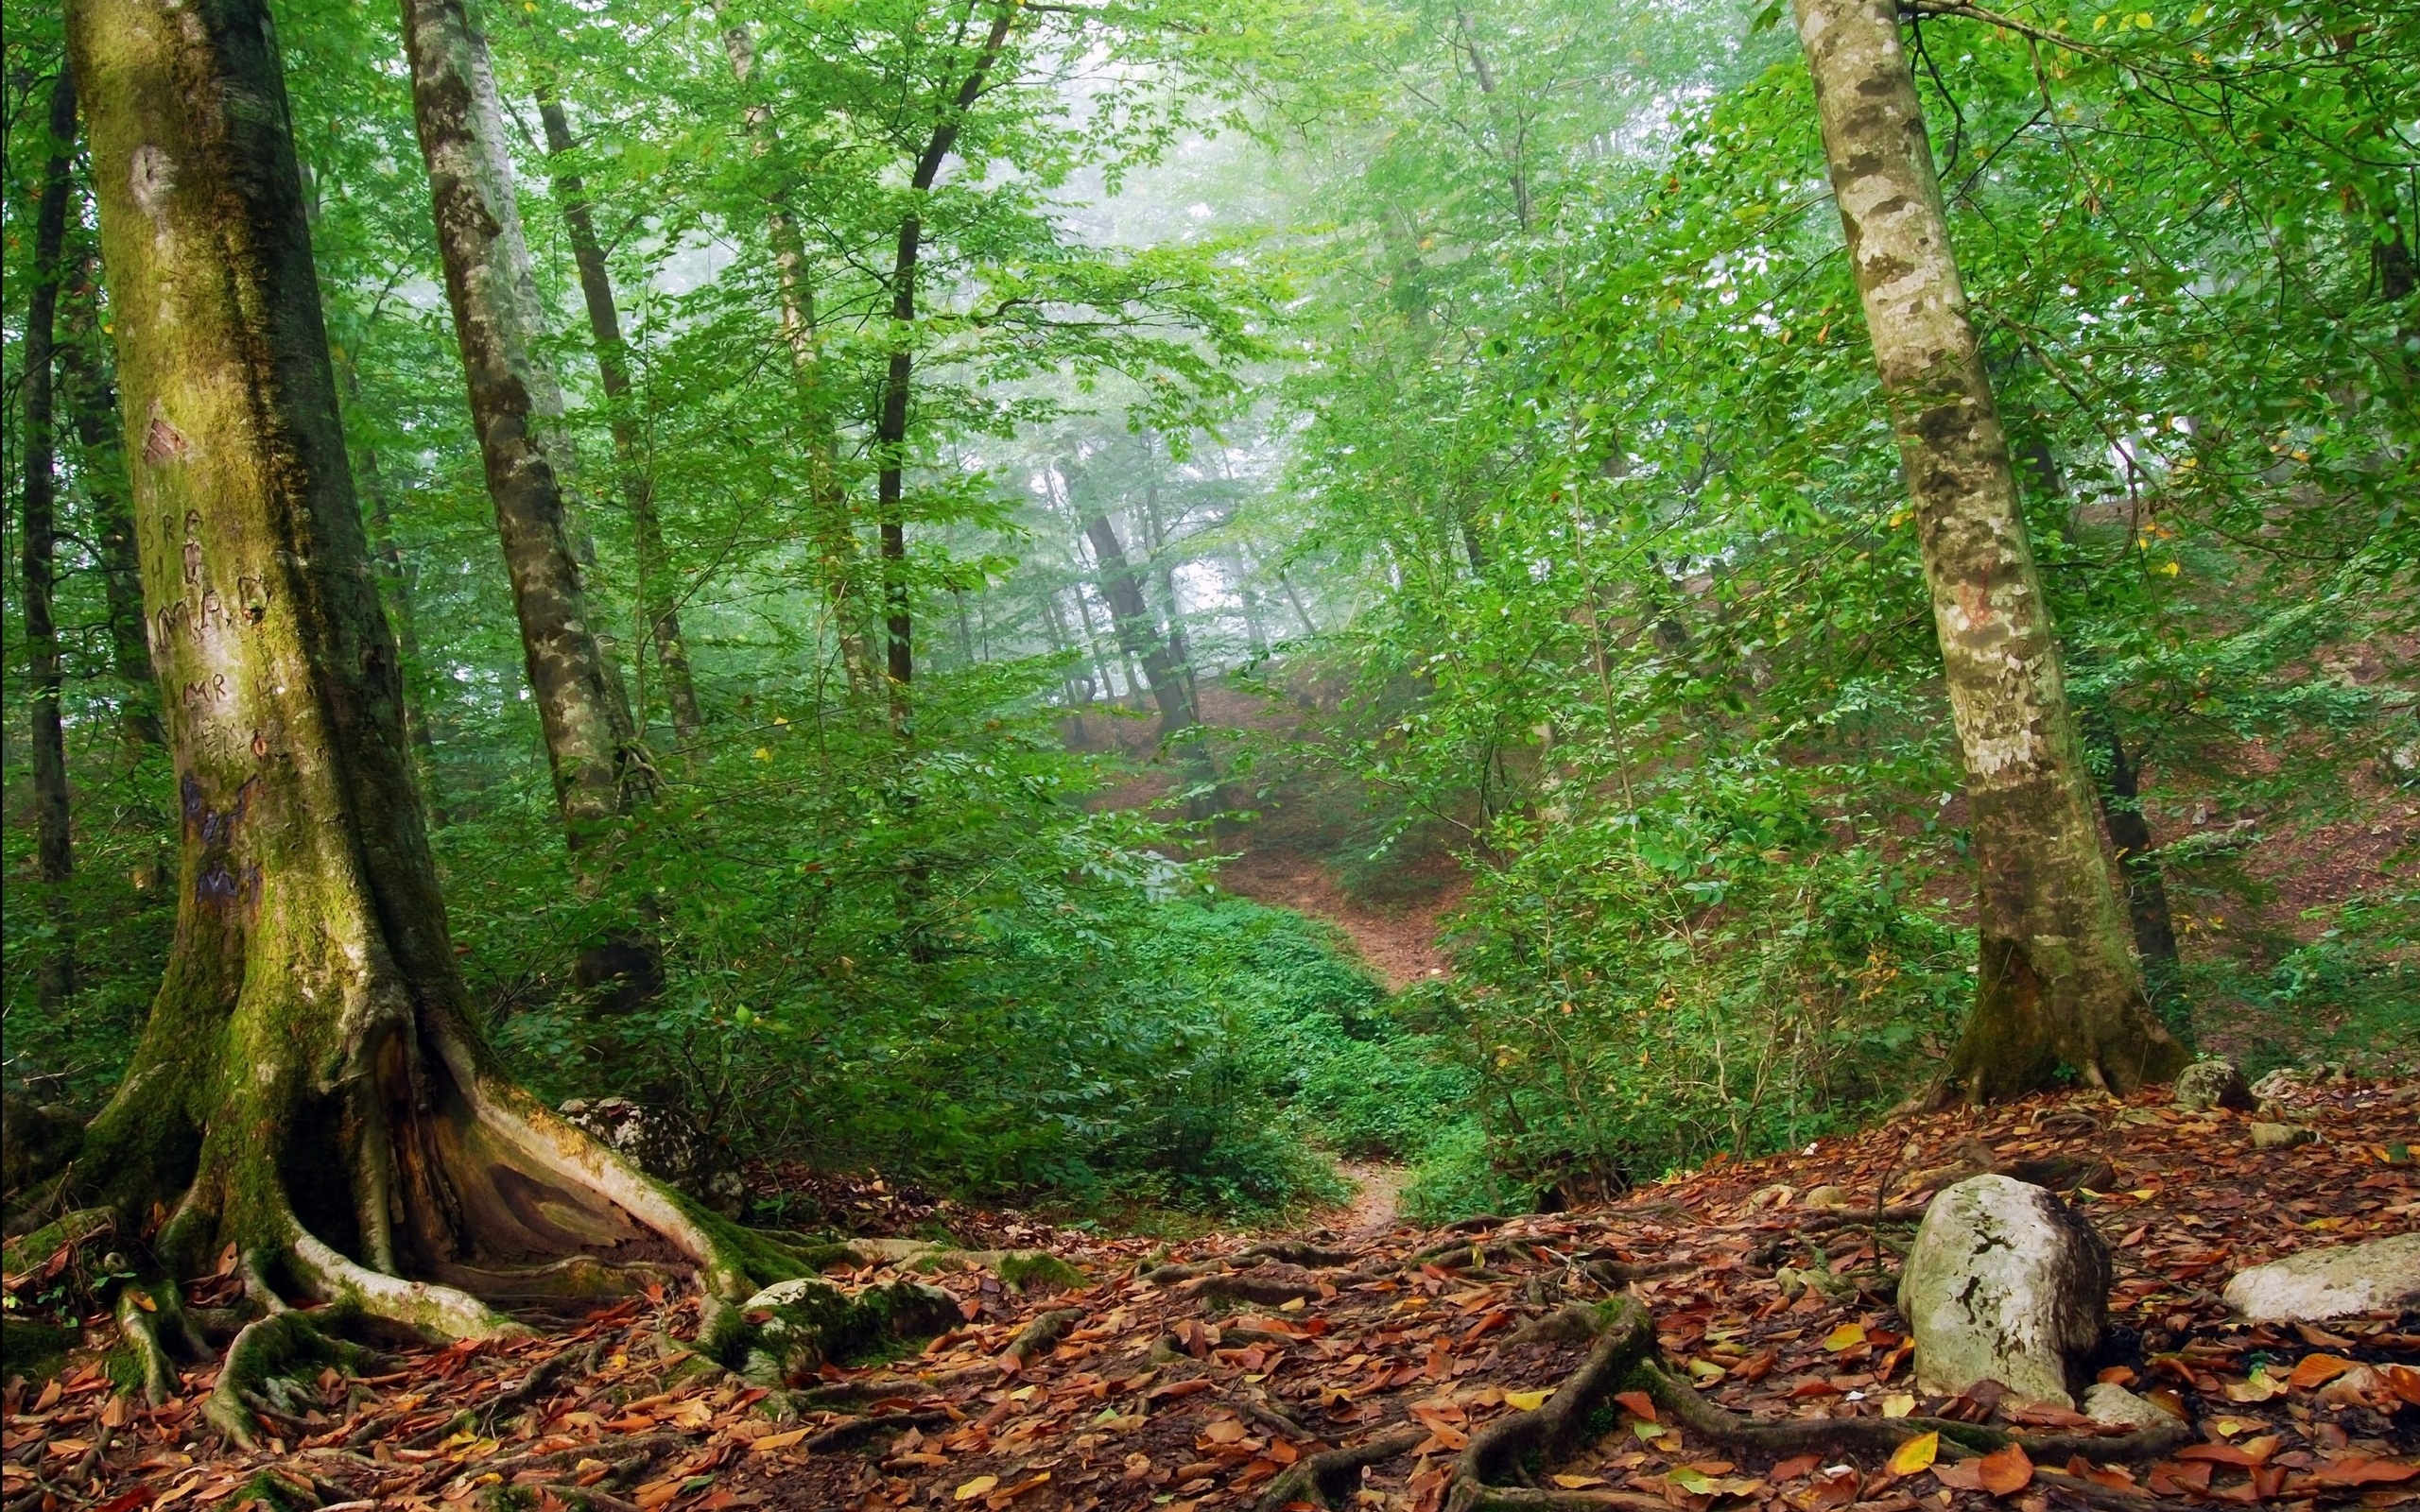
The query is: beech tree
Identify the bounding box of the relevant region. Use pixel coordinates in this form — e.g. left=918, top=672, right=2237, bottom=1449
left=1789, top=0, right=2186, bottom=1099
left=400, top=0, right=640, bottom=838
left=50, top=0, right=819, bottom=1433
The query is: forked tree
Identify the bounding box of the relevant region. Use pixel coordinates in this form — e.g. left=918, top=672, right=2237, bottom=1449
left=44, top=0, right=823, bottom=1435
left=1791, top=0, right=2187, bottom=1098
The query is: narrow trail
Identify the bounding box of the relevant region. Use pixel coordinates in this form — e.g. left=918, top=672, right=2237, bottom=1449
left=1331, top=1160, right=1408, bottom=1235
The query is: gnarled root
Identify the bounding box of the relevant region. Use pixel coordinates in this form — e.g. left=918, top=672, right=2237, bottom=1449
left=1634, top=1360, right=2191, bottom=1463
left=113, top=1289, right=182, bottom=1403
left=1253, top=1429, right=1426, bottom=1512
left=204, top=1309, right=389, bottom=1448
left=1430, top=1297, right=2191, bottom=1512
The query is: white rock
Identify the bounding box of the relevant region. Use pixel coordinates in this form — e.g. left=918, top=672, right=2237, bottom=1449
left=2222, top=1232, right=2420, bottom=1322
left=2083, top=1383, right=2173, bottom=1429
left=1898, top=1174, right=2110, bottom=1410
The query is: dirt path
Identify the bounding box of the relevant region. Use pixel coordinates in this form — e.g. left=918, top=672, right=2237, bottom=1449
left=1332, top=1160, right=1408, bottom=1234
left=1214, top=847, right=1461, bottom=989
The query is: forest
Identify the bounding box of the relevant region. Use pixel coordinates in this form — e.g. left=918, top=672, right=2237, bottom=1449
left=0, top=0, right=2414, bottom=1507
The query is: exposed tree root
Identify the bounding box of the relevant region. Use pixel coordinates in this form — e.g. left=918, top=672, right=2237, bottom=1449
left=1239, top=1239, right=1360, bottom=1267
left=1003, top=1305, right=1085, bottom=1363
left=1185, top=1271, right=1324, bottom=1307
left=204, top=1309, right=389, bottom=1448
left=112, top=1289, right=180, bottom=1403
left=1353, top=1296, right=2200, bottom=1512
left=804, top=1406, right=955, bottom=1453
left=1253, top=1428, right=1426, bottom=1512
left=1576, top=1255, right=1698, bottom=1288
left=0, top=1206, right=112, bottom=1275
left=474, top=1433, right=683, bottom=1486
left=1636, top=1362, right=2191, bottom=1464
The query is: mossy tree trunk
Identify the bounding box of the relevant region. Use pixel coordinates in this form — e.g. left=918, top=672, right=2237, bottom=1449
left=535, top=92, right=704, bottom=744
left=61, top=0, right=753, bottom=1366
left=22, top=65, right=81, bottom=1010
left=400, top=0, right=638, bottom=842
left=1791, top=0, right=2186, bottom=1099
left=2089, top=716, right=2183, bottom=1012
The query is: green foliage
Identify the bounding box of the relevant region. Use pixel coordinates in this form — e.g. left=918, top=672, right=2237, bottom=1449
left=5, top=0, right=2414, bottom=1240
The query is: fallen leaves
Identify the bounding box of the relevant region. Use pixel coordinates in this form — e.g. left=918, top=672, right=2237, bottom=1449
left=2306, top=1456, right=2420, bottom=1487
left=1887, top=1430, right=1938, bottom=1475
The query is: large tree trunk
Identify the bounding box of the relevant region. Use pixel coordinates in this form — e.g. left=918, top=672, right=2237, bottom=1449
left=400, top=0, right=638, bottom=839
left=1791, top=0, right=2184, bottom=1099
left=58, top=0, right=776, bottom=1426
left=536, top=92, right=704, bottom=743
left=21, top=66, right=81, bottom=1010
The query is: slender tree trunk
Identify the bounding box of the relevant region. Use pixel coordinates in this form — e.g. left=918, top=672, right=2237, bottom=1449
left=537, top=92, right=704, bottom=743
left=1235, top=555, right=1270, bottom=658
left=1277, top=569, right=1318, bottom=636
left=1083, top=512, right=1195, bottom=739
left=1037, top=586, right=1089, bottom=704
left=334, top=353, right=443, bottom=806
left=21, top=67, right=81, bottom=1008
left=2090, top=717, right=2184, bottom=1011
left=1454, top=9, right=1531, bottom=234
left=715, top=11, right=871, bottom=695
left=62, top=0, right=748, bottom=1367
left=1068, top=581, right=1120, bottom=699
left=873, top=3, right=1022, bottom=713
left=401, top=0, right=638, bottom=840
left=59, top=253, right=166, bottom=747
left=1135, top=447, right=1200, bottom=719
left=1792, top=0, right=2184, bottom=1098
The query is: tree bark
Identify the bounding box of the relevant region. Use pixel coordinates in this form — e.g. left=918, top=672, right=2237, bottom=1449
left=61, top=0, right=749, bottom=1348
left=1791, top=0, right=2184, bottom=1098
left=59, top=252, right=167, bottom=747
left=536, top=92, right=704, bottom=743
left=21, top=65, right=81, bottom=1009
left=873, top=3, right=1023, bottom=712
left=1083, top=511, right=1197, bottom=740
left=400, top=0, right=638, bottom=840
left=2091, top=718, right=2183, bottom=1012
left=1135, top=444, right=1200, bottom=717
left=715, top=10, right=872, bottom=696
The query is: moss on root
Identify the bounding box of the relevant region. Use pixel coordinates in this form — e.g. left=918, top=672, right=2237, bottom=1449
left=736, top=1278, right=962, bottom=1383
left=995, top=1252, right=1085, bottom=1294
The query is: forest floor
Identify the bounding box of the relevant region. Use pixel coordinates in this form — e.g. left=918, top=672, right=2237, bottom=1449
left=6, top=1075, right=2415, bottom=1512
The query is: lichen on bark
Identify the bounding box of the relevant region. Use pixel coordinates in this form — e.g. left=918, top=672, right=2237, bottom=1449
left=1789, top=0, right=2186, bottom=1100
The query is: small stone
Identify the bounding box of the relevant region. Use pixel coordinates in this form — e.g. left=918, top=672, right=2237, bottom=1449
left=2083, top=1383, right=2174, bottom=1429
left=2249, top=1123, right=2317, bottom=1151
left=2171, top=1059, right=2254, bottom=1112
left=1804, top=1184, right=1852, bottom=1210
left=1899, top=1174, right=2110, bottom=1410
left=2222, top=1232, right=2420, bottom=1323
